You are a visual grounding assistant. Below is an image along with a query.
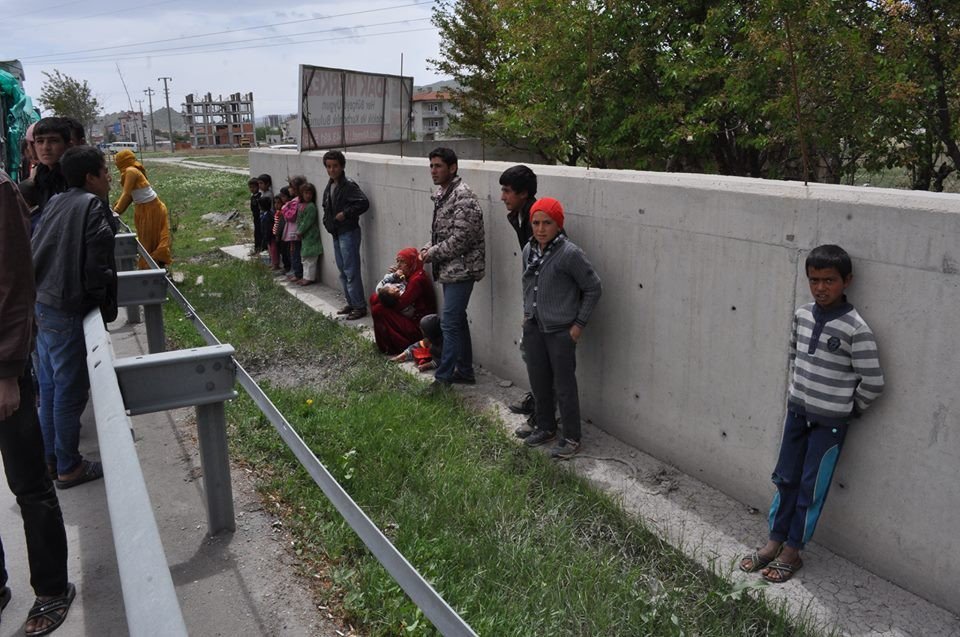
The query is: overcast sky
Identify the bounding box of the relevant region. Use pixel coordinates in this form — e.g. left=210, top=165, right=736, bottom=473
left=6, top=0, right=446, bottom=119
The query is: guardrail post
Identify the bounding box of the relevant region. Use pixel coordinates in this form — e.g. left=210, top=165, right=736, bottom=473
left=113, top=344, right=238, bottom=536
left=114, top=233, right=142, bottom=325
left=116, top=269, right=168, bottom=353
left=195, top=402, right=236, bottom=535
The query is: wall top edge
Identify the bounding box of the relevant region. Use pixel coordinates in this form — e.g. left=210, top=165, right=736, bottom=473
left=250, top=149, right=960, bottom=213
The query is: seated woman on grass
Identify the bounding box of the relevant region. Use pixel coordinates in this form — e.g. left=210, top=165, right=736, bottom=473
left=370, top=248, right=436, bottom=354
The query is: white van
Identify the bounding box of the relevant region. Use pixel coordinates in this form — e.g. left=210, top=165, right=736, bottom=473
left=107, top=141, right=139, bottom=154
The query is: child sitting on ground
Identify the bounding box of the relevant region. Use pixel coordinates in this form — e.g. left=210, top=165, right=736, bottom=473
left=739, top=244, right=884, bottom=584
left=390, top=314, right=442, bottom=371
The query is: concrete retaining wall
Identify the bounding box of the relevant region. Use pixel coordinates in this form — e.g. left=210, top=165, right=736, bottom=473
left=251, top=149, right=960, bottom=614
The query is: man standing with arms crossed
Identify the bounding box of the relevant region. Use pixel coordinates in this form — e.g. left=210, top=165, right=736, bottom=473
left=421, top=148, right=485, bottom=390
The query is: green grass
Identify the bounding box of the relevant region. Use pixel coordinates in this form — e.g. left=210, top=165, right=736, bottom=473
left=168, top=256, right=824, bottom=637
left=110, top=161, right=251, bottom=258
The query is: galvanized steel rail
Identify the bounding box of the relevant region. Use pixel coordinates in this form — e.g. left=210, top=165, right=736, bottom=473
left=132, top=238, right=478, bottom=636
left=83, top=311, right=189, bottom=637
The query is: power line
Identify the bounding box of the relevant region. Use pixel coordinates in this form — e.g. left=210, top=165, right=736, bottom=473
left=37, top=17, right=430, bottom=64
left=19, top=0, right=432, bottom=62
left=34, top=17, right=431, bottom=65
left=27, top=25, right=439, bottom=67
left=3, top=0, right=86, bottom=20
left=0, top=0, right=182, bottom=31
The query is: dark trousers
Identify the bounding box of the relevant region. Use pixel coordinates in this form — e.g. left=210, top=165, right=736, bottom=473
left=251, top=208, right=264, bottom=251
left=288, top=240, right=303, bottom=278
left=768, top=410, right=848, bottom=549
left=279, top=240, right=291, bottom=272
left=0, top=374, right=69, bottom=596
left=522, top=319, right=581, bottom=441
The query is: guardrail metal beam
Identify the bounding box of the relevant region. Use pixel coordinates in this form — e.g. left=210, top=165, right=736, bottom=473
left=83, top=311, right=188, bottom=637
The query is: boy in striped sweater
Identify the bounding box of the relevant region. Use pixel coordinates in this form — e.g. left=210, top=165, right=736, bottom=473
left=740, top=244, right=884, bottom=583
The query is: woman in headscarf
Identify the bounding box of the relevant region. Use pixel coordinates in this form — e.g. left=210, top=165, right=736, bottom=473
left=112, top=149, right=172, bottom=268
left=369, top=247, right=437, bottom=354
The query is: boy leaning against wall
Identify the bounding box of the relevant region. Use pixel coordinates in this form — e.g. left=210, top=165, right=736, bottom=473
left=740, top=244, right=885, bottom=583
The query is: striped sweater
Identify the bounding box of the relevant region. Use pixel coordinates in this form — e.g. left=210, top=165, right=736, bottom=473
left=787, top=301, right=884, bottom=424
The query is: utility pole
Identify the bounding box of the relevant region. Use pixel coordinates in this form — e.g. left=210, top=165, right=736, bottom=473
left=158, top=76, right=175, bottom=154
left=135, top=98, right=146, bottom=151
left=144, top=87, right=157, bottom=151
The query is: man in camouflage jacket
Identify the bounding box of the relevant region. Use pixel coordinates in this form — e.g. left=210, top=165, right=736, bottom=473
left=421, top=147, right=485, bottom=387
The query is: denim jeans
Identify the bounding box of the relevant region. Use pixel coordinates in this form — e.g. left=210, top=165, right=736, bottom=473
left=0, top=373, right=69, bottom=596
left=768, top=410, right=849, bottom=549
left=288, top=240, right=303, bottom=278
left=435, top=280, right=475, bottom=383
left=35, top=303, right=89, bottom=476
left=333, top=228, right=365, bottom=309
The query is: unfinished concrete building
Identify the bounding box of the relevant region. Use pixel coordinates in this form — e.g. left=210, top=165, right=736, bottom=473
left=182, top=92, right=255, bottom=148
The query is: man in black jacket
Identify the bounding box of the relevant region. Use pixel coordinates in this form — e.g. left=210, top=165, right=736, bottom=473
left=321, top=150, right=370, bottom=320
left=32, top=146, right=117, bottom=490
left=499, top=165, right=538, bottom=429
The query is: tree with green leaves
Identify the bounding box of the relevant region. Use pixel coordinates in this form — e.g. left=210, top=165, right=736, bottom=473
left=38, top=70, right=101, bottom=134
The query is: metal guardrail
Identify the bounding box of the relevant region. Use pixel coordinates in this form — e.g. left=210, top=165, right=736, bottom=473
left=117, top=220, right=478, bottom=636
left=83, top=311, right=188, bottom=637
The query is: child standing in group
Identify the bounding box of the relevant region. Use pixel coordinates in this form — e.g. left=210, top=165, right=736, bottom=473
left=282, top=176, right=305, bottom=283
left=520, top=198, right=602, bottom=460
left=248, top=177, right=262, bottom=255
left=273, top=188, right=292, bottom=274
left=296, top=183, right=321, bottom=286
left=740, top=244, right=884, bottom=583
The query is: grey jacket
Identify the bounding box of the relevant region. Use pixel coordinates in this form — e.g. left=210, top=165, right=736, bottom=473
left=32, top=188, right=118, bottom=322
left=522, top=237, right=602, bottom=332
left=426, top=177, right=485, bottom=283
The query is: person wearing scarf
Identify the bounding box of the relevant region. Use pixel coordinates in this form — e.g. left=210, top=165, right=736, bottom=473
left=112, top=149, right=172, bottom=268
left=520, top=197, right=602, bottom=460
left=370, top=247, right=438, bottom=354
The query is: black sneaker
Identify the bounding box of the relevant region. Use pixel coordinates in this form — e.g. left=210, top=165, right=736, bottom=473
left=524, top=429, right=557, bottom=447
left=336, top=304, right=352, bottom=315
left=508, top=392, right=534, bottom=415
left=422, top=379, right=452, bottom=396
left=451, top=371, right=476, bottom=385
left=514, top=414, right=536, bottom=438
left=549, top=438, right=581, bottom=459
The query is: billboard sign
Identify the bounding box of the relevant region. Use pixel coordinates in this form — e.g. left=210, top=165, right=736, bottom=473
left=299, top=65, right=413, bottom=151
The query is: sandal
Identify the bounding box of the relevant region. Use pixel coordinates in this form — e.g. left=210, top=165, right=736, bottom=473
left=25, top=582, right=75, bottom=636
left=739, top=548, right=777, bottom=573
left=55, top=460, right=103, bottom=490
left=762, top=559, right=803, bottom=583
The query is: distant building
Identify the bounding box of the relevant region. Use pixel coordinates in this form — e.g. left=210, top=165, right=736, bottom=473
left=117, top=110, right=152, bottom=147
left=182, top=92, right=256, bottom=148
left=411, top=90, right=458, bottom=141
left=264, top=114, right=283, bottom=128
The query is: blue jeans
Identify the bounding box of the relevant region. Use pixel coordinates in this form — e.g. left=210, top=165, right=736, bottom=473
left=35, top=304, right=89, bottom=476
left=768, top=410, right=848, bottom=549
left=333, top=228, right=365, bottom=309
left=435, top=280, right=475, bottom=383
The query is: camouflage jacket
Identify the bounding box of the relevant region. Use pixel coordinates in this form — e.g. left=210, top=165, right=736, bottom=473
left=426, top=177, right=485, bottom=283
